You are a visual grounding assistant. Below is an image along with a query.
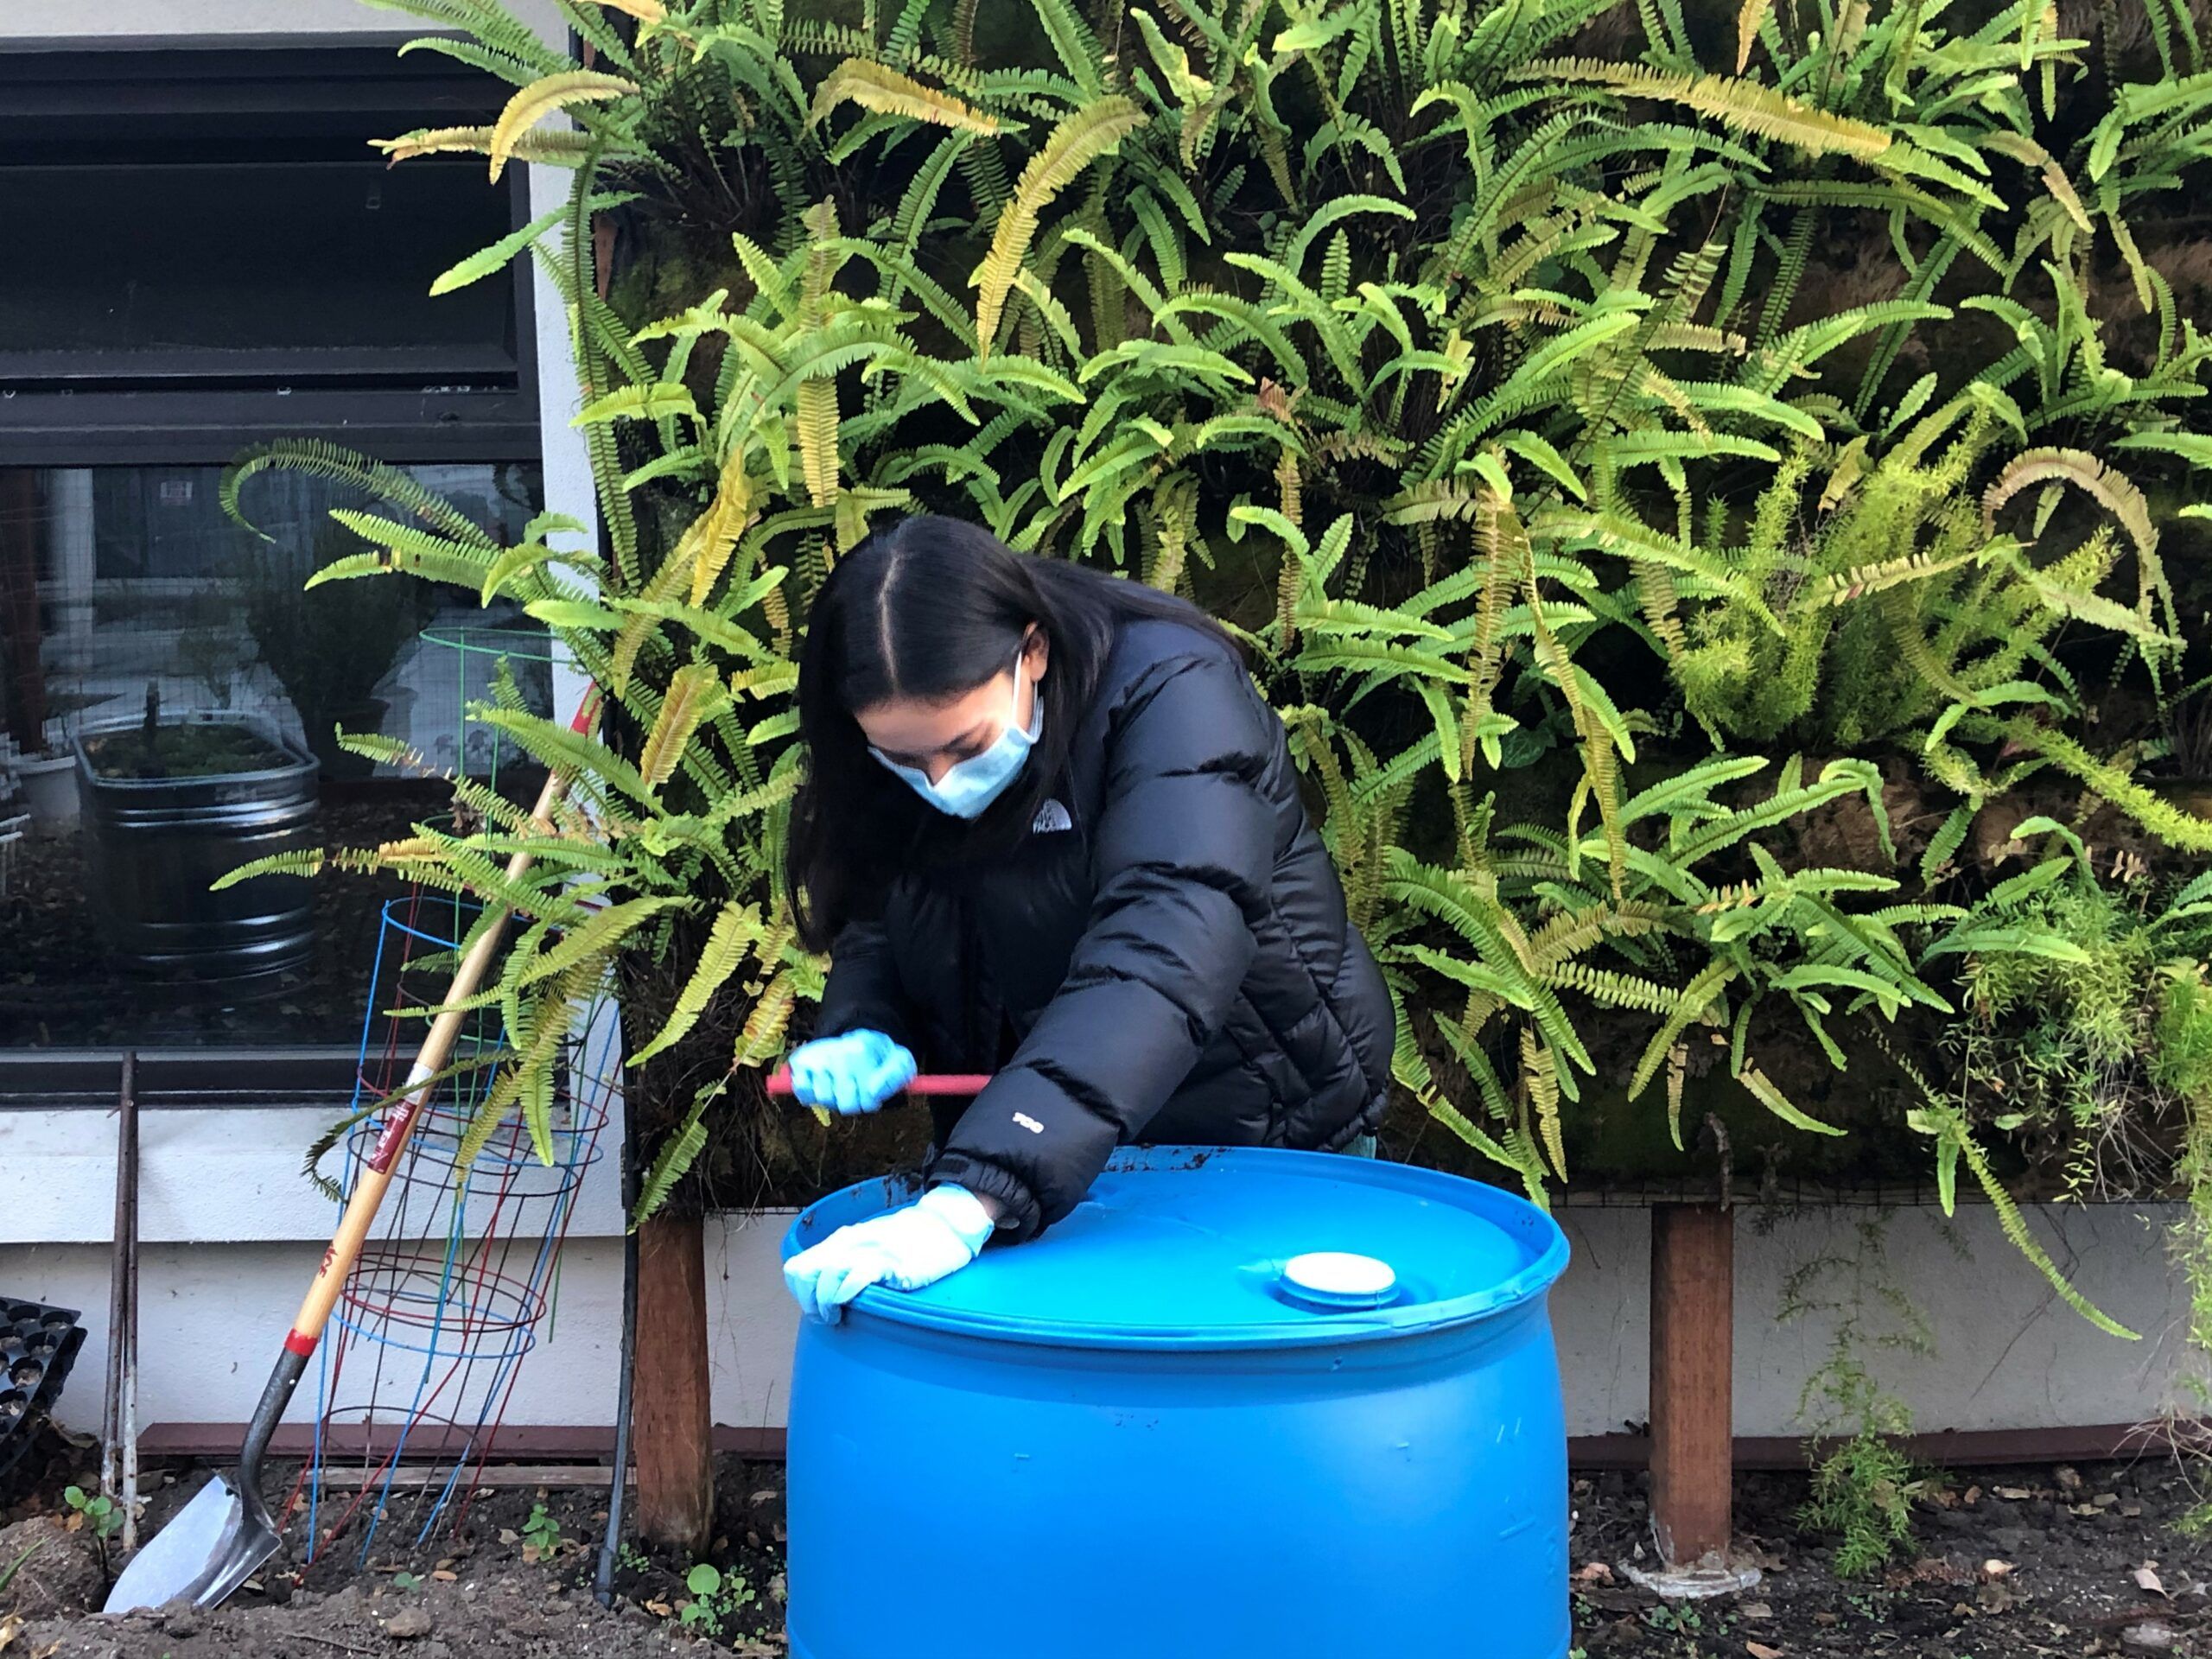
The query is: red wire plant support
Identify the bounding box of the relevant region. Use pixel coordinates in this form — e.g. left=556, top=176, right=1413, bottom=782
left=285, top=627, right=616, bottom=1564
left=285, top=888, right=614, bottom=1566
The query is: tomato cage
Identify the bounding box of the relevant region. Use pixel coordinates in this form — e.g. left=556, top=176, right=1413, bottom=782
left=290, top=888, right=614, bottom=1562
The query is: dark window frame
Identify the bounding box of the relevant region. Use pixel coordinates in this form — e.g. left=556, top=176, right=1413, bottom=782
left=0, top=1047, right=361, bottom=1110
left=0, top=44, right=544, bottom=467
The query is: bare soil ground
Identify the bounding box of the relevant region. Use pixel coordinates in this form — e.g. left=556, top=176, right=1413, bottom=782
left=4, top=1431, right=2210, bottom=1656
left=1573, top=1461, right=2212, bottom=1656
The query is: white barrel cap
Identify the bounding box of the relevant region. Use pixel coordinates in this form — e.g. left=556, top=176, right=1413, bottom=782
left=1281, top=1251, right=1398, bottom=1309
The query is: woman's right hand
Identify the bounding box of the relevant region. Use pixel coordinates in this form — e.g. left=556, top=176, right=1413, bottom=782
left=785, top=1029, right=918, bottom=1116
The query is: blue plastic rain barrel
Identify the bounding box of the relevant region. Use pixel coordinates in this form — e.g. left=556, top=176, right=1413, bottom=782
left=780, top=1147, right=1572, bottom=1659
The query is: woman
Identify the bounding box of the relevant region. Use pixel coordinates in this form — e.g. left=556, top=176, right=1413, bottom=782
left=779, top=516, right=1391, bottom=1321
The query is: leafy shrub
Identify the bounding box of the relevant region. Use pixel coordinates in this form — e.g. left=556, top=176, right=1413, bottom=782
left=1782, top=1217, right=1934, bottom=1576
left=1801, top=1428, right=1918, bottom=1579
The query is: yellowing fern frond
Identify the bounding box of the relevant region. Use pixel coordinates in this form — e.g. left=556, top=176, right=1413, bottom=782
left=488, top=71, right=638, bottom=181
left=1522, top=60, right=1891, bottom=159
left=631, top=903, right=763, bottom=1068
left=639, top=664, right=728, bottom=790
left=735, top=967, right=798, bottom=1066
left=973, top=99, right=1143, bottom=360
left=1522, top=1027, right=1567, bottom=1182
left=684, top=451, right=760, bottom=607
left=1665, top=1041, right=1689, bottom=1151
left=809, top=60, right=1000, bottom=134
left=1736, top=0, right=1773, bottom=71
left=1983, top=447, right=2171, bottom=632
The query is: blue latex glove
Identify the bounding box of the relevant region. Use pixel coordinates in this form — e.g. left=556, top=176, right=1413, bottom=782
left=784, top=1185, right=996, bottom=1324
left=786, top=1029, right=917, bottom=1116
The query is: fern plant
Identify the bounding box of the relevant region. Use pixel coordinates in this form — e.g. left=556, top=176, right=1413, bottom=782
left=220, top=0, right=2212, bottom=1276
left=1376, top=750, right=1933, bottom=1190
left=1594, top=403, right=2210, bottom=861
left=220, top=200, right=999, bottom=1217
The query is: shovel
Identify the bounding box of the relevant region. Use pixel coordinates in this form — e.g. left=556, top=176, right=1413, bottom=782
left=105, top=701, right=597, bottom=1613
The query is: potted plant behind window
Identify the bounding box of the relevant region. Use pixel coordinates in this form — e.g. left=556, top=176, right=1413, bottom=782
left=240, top=524, right=435, bottom=780
left=72, top=681, right=318, bottom=981
left=10, top=745, right=78, bottom=833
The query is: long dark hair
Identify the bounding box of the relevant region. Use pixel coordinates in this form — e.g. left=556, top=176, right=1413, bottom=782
left=786, top=516, right=1226, bottom=949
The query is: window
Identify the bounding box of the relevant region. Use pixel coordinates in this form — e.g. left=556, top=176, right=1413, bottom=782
left=0, top=461, right=551, bottom=1052
left=2, top=158, right=520, bottom=384
left=0, top=48, right=553, bottom=1062
left=0, top=47, right=541, bottom=463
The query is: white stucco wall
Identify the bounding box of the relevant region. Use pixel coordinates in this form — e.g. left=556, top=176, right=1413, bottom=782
left=0, top=1105, right=2191, bottom=1442
left=1551, top=1204, right=2191, bottom=1440
left=0, top=0, right=564, bottom=45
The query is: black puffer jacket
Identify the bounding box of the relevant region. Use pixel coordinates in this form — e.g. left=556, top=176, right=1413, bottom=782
left=815, top=614, right=1392, bottom=1241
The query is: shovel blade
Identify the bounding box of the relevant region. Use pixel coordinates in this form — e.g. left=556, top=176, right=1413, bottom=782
left=102, top=1475, right=279, bottom=1613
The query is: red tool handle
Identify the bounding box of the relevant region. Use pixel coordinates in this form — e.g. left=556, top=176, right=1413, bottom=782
left=766, top=1069, right=992, bottom=1097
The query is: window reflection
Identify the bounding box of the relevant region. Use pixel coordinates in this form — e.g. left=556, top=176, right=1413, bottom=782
left=0, top=463, right=552, bottom=1050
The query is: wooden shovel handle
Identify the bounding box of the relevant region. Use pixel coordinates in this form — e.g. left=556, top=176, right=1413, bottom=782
left=282, top=696, right=599, bottom=1357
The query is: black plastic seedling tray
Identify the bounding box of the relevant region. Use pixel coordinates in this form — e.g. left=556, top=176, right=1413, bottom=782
left=0, top=1298, right=86, bottom=1481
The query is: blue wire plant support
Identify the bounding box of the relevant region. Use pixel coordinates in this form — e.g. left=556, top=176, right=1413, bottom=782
left=297, top=894, right=614, bottom=1562
left=290, top=621, right=612, bottom=1561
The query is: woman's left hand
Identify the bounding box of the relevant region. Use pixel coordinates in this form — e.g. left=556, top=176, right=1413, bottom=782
left=784, top=1184, right=998, bottom=1323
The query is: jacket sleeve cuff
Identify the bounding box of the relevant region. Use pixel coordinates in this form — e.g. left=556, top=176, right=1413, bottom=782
left=927, top=1153, right=1043, bottom=1243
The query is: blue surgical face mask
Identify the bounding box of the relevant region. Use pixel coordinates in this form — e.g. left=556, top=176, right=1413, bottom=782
left=869, top=648, right=1041, bottom=819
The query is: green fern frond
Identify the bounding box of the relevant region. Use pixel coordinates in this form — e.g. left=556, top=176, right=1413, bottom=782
left=633, top=1076, right=724, bottom=1227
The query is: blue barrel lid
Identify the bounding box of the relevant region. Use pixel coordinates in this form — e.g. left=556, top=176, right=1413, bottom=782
left=782, top=1147, right=1569, bottom=1351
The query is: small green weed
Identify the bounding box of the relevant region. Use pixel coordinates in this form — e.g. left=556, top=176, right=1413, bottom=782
left=1782, top=1219, right=1934, bottom=1577
left=63, top=1484, right=123, bottom=1572
left=62, top=1484, right=119, bottom=1542
left=392, top=1571, right=422, bottom=1592
left=0, top=1535, right=43, bottom=1594
left=617, top=1541, right=650, bottom=1573
left=1643, top=1604, right=1702, bottom=1636
left=678, top=1562, right=757, bottom=1637
left=1802, top=1427, right=1917, bottom=1578
left=520, top=1502, right=563, bottom=1557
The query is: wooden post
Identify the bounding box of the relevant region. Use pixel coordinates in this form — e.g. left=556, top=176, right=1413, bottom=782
left=632, top=1212, right=715, bottom=1552
left=1649, top=1204, right=1733, bottom=1568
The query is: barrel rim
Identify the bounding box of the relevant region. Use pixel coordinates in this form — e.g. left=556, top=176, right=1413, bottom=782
left=780, top=1146, right=1571, bottom=1351
left=71, top=709, right=317, bottom=792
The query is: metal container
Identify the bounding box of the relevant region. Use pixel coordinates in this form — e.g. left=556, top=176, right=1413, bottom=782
left=73, top=712, right=318, bottom=980
left=782, top=1147, right=1573, bottom=1659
